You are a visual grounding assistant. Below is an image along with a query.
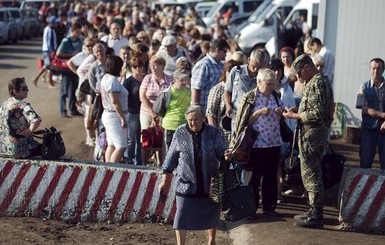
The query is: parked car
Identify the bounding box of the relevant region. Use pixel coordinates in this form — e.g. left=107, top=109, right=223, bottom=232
left=265, top=0, right=320, bottom=56
left=0, top=8, right=18, bottom=44
left=194, top=1, right=216, bottom=17
left=6, top=7, right=29, bottom=40
left=236, top=0, right=299, bottom=54
left=0, top=0, right=22, bottom=8
left=202, top=0, right=264, bottom=28
left=22, top=8, right=41, bottom=37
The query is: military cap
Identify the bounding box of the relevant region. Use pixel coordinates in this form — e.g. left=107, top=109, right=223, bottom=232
left=292, top=54, right=313, bottom=74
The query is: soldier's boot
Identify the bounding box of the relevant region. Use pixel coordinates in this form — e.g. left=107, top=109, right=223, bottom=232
left=294, top=208, right=324, bottom=229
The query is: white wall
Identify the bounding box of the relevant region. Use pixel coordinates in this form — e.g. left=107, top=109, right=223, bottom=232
left=318, top=0, right=385, bottom=126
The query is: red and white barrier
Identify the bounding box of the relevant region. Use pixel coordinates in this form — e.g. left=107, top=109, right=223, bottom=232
left=339, top=167, right=385, bottom=232
left=0, top=159, right=177, bottom=223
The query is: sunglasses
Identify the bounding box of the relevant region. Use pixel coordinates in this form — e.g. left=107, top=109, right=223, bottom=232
left=85, top=44, right=94, bottom=48
left=21, top=86, right=29, bottom=92
left=132, top=65, right=143, bottom=68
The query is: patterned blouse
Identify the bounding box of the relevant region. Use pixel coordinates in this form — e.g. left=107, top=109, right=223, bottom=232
left=251, top=92, right=282, bottom=148
left=0, top=97, right=42, bottom=158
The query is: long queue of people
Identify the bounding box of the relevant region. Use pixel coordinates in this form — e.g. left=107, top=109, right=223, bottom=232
left=3, top=1, right=385, bottom=245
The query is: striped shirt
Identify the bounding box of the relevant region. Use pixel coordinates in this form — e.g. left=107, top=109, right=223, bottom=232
left=139, top=73, right=173, bottom=115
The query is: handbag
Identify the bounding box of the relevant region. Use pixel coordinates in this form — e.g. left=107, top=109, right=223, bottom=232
left=231, top=126, right=259, bottom=164
left=153, top=90, right=168, bottom=117
left=33, top=127, right=66, bottom=160
left=50, top=52, right=70, bottom=73
left=209, top=160, right=226, bottom=203
left=272, top=91, right=294, bottom=142
left=322, top=144, right=346, bottom=190
left=141, top=123, right=163, bottom=149
left=280, top=118, right=294, bottom=142
left=37, top=58, right=44, bottom=69
left=222, top=164, right=256, bottom=222
left=86, top=94, right=103, bottom=130
left=80, top=79, right=96, bottom=98
left=91, top=94, right=104, bottom=120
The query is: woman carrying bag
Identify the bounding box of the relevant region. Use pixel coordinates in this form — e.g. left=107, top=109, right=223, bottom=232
left=230, top=68, right=284, bottom=220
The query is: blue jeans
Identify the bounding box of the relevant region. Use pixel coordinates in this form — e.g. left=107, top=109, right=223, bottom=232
left=60, top=72, right=78, bottom=115
left=360, top=127, right=385, bottom=169
left=124, top=113, right=142, bottom=165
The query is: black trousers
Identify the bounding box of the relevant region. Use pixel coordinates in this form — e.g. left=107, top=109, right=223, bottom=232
left=249, top=146, right=280, bottom=212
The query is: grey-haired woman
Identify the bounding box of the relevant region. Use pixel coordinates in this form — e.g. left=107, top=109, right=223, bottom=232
left=158, top=104, right=232, bottom=245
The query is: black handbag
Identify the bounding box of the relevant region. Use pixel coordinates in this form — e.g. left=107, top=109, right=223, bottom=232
left=272, top=90, right=294, bottom=142
left=33, top=127, right=66, bottom=160
left=222, top=163, right=256, bottom=222
left=222, top=185, right=256, bottom=222
left=322, top=144, right=346, bottom=190
left=79, top=79, right=95, bottom=97
left=280, top=118, right=294, bottom=142
left=91, top=94, right=104, bottom=120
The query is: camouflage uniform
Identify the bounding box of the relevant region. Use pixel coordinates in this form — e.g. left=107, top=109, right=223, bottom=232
left=297, top=73, right=334, bottom=210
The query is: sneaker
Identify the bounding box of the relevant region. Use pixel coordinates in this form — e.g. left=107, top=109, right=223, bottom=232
left=284, top=186, right=304, bottom=196
left=277, top=196, right=286, bottom=204
left=263, top=210, right=281, bottom=217
left=61, top=113, right=70, bottom=118
left=294, top=216, right=324, bottom=229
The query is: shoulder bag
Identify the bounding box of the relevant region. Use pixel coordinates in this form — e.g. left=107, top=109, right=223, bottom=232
left=231, top=126, right=259, bottom=164
left=272, top=91, right=294, bottom=142
left=50, top=52, right=71, bottom=74
left=33, top=127, right=66, bottom=160
left=153, top=89, right=169, bottom=118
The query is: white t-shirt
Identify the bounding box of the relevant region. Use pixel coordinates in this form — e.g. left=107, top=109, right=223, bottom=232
left=101, top=73, right=128, bottom=112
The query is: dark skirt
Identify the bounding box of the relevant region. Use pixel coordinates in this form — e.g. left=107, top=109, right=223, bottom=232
left=173, top=195, right=221, bottom=230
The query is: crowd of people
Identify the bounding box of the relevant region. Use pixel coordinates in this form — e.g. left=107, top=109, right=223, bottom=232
left=1, top=1, right=384, bottom=244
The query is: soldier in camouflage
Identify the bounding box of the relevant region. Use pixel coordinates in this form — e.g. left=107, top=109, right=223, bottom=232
left=283, top=54, right=334, bottom=229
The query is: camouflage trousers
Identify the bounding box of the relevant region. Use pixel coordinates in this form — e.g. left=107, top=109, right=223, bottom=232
left=298, top=126, right=328, bottom=208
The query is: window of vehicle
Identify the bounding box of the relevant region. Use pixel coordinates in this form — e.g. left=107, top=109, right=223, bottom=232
left=9, top=10, right=21, bottom=19
left=0, top=1, right=22, bottom=8
left=311, top=3, right=319, bottom=30
left=288, top=9, right=308, bottom=30
left=0, top=11, right=6, bottom=22
left=221, top=3, right=238, bottom=15
left=243, top=0, right=263, bottom=13
left=250, top=0, right=274, bottom=23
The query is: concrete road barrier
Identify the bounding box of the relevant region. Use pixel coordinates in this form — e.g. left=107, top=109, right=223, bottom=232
left=0, top=159, right=177, bottom=223
left=339, top=167, right=385, bottom=232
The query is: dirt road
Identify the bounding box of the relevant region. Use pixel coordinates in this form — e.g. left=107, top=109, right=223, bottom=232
left=1, top=38, right=384, bottom=245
